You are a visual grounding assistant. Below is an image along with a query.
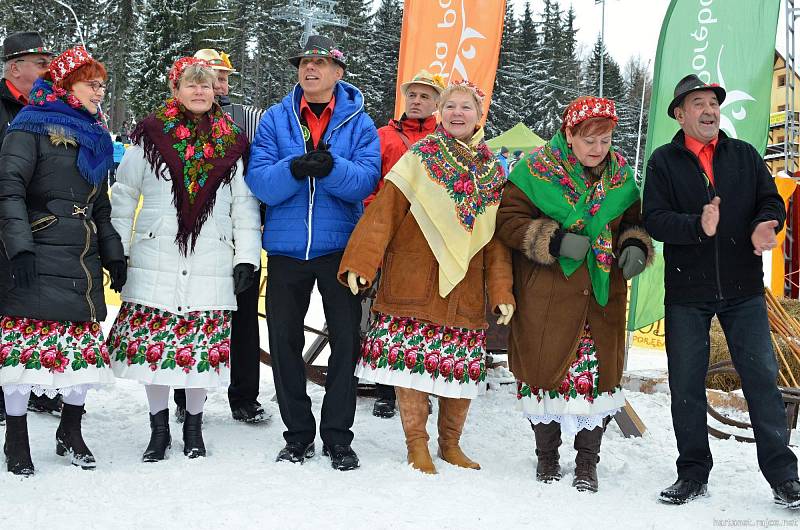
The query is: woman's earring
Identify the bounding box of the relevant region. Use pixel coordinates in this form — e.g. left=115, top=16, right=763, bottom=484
left=567, top=142, right=572, bottom=148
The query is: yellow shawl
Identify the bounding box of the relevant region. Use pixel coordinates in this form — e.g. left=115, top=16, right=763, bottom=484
left=386, top=127, right=506, bottom=297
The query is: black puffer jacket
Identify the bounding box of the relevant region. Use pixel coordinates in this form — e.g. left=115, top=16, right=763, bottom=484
left=0, top=130, right=124, bottom=321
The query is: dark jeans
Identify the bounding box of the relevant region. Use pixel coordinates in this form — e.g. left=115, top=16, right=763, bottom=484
left=665, top=295, right=798, bottom=487
left=375, top=383, right=396, bottom=401
left=266, top=252, right=361, bottom=447
left=174, top=267, right=263, bottom=410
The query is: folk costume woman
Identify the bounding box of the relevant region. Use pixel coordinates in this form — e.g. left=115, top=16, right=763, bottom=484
left=496, top=96, right=654, bottom=492
left=339, top=82, right=515, bottom=474
left=108, top=58, right=260, bottom=461
left=0, top=46, right=125, bottom=475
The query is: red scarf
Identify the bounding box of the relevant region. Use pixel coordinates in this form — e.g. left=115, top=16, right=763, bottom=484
left=131, top=98, right=249, bottom=255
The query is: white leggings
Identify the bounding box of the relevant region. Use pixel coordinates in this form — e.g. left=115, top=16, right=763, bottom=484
left=2, top=386, right=87, bottom=416
left=145, top=385, right=207, bottom=415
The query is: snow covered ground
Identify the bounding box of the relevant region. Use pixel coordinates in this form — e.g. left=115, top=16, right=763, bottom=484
left=2, top=299, right=798, bottom=529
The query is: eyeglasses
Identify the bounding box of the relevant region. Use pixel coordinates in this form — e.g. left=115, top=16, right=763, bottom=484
left=84, top=81, right=108, bottom=93
left=15, top=58, right=49, bottom=69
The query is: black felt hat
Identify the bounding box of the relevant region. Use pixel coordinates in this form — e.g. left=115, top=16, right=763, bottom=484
left=288, top=35, right=346, bottom=70
left=2, top=31, right=52, bottom=62
left=668, top=74, right=726, bottom=119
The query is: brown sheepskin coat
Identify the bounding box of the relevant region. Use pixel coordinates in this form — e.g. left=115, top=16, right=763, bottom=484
left=495, top=182, right=653, bottom=392
left=338, top=181, right=515, bottom=330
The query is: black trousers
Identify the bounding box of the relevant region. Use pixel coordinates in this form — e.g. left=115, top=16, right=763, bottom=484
left=375, top=383, right=396, bottom=401
left=174, top=267, right=263, bottom=410
left=665, top=295, right=798, bottom=487
left=266, top=252, right=361, bottom=447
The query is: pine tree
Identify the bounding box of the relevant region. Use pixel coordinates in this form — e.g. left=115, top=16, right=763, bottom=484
left=527, top=0, right=571, bottom=139
left=486, top=2, right=523, bottom=137
left=583, top=36, right=637, bottom=162
left=558, top=6, right=581, bottom=92
left=250, top=0, right=303, bottom=109
left=514, top=1, right=547, bottom=136
left=622, top=56, right=652, bottom=180
left=0, top=0, right=83, bottom=53
left=92, top=0, right=137, bottom=133
left=327, top=0, right=372, bottom=99
left=129, top=0, right=194, bottom=119
left=367, top=0, right=403, bottom=126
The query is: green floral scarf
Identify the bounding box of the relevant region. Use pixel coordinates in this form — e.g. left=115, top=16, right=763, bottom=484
left=508, top=131, right=639, bottom=306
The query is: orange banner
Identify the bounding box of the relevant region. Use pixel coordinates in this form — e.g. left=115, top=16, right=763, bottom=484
left=395, top=0, right=506, bottom=121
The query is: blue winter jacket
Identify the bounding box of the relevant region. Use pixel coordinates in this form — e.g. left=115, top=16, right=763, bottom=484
left=246, top=81, right=381, bottom=260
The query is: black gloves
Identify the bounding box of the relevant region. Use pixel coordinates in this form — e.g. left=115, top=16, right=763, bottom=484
left=9, top=252, right=37, bottom=290
left=107, top=260, right=128, bottom=293
left=290, top=149, right=334, bottom=179
left=233, top=263, right=255, bottom=295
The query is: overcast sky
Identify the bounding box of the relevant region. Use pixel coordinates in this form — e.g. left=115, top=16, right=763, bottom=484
left=373, top=0, right=791, bottom=71
left=511, top=0, right=671, bottom=67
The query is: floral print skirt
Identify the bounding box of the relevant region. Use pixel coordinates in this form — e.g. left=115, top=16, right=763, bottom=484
left=108, top=302, right=231, bottom=389
left=0, top=316, right=114, bottom=397
left=516, top=323, right=624, bottom=435
left=354, top=313, right=487, bottom=399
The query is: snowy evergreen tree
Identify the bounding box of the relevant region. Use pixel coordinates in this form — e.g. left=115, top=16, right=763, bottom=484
left=367, top=0, right=403, bottom=126
left=622, top=56, right=652, bottom=180
left=486, top=2, right=524, bottom=137
left=526, top=0, right=575, bottom=139
left=0, top=0, right=82, bottom=53
left=129, top=0, right=193, bottom=119
left=250, top=1, right=303, bottom=109
left=92, top=0, right=137, bottom=133
left=327, top=0, right=372, bottom=102
left=583, top=36, right=637, bottom=161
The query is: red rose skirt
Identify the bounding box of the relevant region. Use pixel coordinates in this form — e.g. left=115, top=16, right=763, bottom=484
left=516, top=323, right=624, bottom=435
left=354, top=313, right=487, bottom=399
left=107, top=302, right=231, bottom=389
left=0, top=315, right=114, bottom=398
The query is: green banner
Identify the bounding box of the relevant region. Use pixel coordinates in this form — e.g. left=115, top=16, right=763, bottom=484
left=628, top=0, right=780, bottom=331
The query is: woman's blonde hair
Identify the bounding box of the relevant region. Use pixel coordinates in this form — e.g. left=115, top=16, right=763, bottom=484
left=437, top=84, right=483, bottom=117
left=170, top=63, right=216, bottom=90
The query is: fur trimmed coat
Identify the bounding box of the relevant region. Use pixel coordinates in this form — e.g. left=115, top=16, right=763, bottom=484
left=495, top=181, right=654, bottom=392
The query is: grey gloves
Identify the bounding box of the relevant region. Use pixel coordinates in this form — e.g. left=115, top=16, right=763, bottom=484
left=558, top=233, right=591, bottom=261
left=617, top=245, right=647, bottom=280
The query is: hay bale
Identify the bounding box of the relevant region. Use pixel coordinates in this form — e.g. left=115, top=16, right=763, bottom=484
left=707, top=298, right=800, bottom=391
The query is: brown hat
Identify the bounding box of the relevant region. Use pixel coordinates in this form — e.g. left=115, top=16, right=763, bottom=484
left=3, top=31, right=52, bottom=62
left=194, top=49, right=236, bottom=73
left=400, top=69, right=446, bottom=95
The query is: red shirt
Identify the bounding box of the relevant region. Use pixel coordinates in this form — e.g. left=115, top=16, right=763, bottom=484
left=5, top=79, right=27, bottom=104
left=299, top=95, right=335, bottom=149
left=684, top=133, right=718, bottom=185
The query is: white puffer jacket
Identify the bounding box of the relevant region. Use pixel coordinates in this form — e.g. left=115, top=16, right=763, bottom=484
left=111, top=145, right=261, bottom=315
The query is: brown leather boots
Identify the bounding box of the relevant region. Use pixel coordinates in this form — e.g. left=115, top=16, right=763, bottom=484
left=395, top=387, right=480, bottom=474
left=532, top=421, right=604, bottom=492
left=437, top=396, right=481, bottom=470
left=531, top=421, right=562, bottom=483
left=395, top=387, right=436, bottom=474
